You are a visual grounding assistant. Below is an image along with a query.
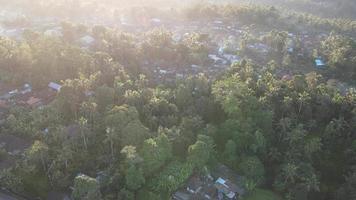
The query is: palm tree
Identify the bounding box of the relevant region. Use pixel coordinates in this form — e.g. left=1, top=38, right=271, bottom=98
left=78, top=117, right=88, bottom=151
left=106, top=127, right=116, bottom=160
left=283, top=163, right=298, bottom=184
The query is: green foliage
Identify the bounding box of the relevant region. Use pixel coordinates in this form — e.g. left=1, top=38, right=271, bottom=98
left=187, top=135, right=215, bottom=169
left=336, top=170, right=356, bottom=200
left=223, top=140, right=238, bottom=168
left=244, top=189, right=283, bottom=200
left=105, top=105, right=150, bottom=148
left=5, top=107, right=35, bottom=136
left=121, top=145, right=142, bottom=166
left=148, top=161, right=193, bottom=195
left=125, top=165, right=145, bottom=191
left=95, top=85, right=116, bottom=111
left=118, top=189, right=135, bottom=200
left=240, top=156, right=265, bottom=187
left=0, top=6, right=354, bottom=200
left=137, top=189, right=161, bottom=200
left=72, top=174, right=102, bottom=200
left=140, top=133, right=172, bottom=175
left=320, top=33, right=356, bottom=81
left=0, top=169, right=24, bottom=193
left=0, top=147, right=8, bottom=160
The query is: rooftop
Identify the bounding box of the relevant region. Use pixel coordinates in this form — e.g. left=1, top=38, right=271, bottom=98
left=48, top=82, right=62, bottom=92
left=315, top=59, right=325, bottom=67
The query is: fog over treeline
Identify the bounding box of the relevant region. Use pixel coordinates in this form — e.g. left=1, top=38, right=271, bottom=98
left=1, top=0, right=356, bottom=20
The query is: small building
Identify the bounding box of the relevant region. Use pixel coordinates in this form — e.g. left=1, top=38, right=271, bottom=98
left=208, top=54, right=227, bottom=65
left=21, top=83, right=32, bottom=94
left=44, top=28, right=63, bottom=37
left=212, top=164, right=246, bottom=199
left=186, top=175, right=203, bottom=194
left=223, top=54, right=240, bottom=64
left=8, top=89, right=18, bottom=96
left=282, top=74, right=293, bottom=81
left=48, top=82, right=62, bottom=92
left=315, top=58, right=326, bottom=69
left=172, top=33, right=182, bottom=42
left=159, top=69, right=168, bottom=75
left=79, top=35, right=95, bottom=46
left=215, top=177, right=244, bottom=199
left=151, top=18, right=161, bottom=26
left=287, top=47, right=294, bottom=53
left=171, top=163, right=246, bottom=200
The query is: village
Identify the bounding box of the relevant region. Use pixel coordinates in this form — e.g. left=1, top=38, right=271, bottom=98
left=0, top=3, right=355, bottom=200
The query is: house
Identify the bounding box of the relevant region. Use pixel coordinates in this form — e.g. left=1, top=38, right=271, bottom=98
left=151, top=18, right=161, bottom=26
left=248, top=43, right=269, bottom=53
left=48, top=82, right=62, bottom=92
left=21, top=83, right=32, bottom=94
left=208, top=54, right=227, bottom=65
left=282, top=74, right=293, bottom=81
left=287, top=47, right=294, bottom=53
left=172, top=164, right=244, bottom=200
left=315, top=58, right=326, bottom=69
left=222, top=54, right=240, bottom=64
left=0, top=89, right=19, bottom=100
left=159, top=69, right=168, bottom=75
left=80, top=35, right=95, bottom=46
left=212, top=164, right=246, bottom=199
left=3, top=29, right=23, bottom=40
left=173, top=174, right=216, bottom=200
left=186, top=175, right=203, bottom=194
left=218, top=46, right=224, bottom=55
left=8, top=89, right=19, bottom=96
left=44, top=28, right=63, bottom=37
left=215, top=177, right=244, bottom=199
left=172, top=33, right=182, bottom=42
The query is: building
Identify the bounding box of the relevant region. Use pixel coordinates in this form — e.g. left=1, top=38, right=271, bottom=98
left=208, top=54, right=227, bottom=65
left=315, top=58, right=326, bottom=69
left=222, top=54, right=240, bottom=64
left=173, top=174, right=215, bottom=200
left=79, top=35, right=95, bottom=46
left=48, top=82, right=62, bottom=92
left=211, top=164, right=246, bottom=199
left=44, top=28, right=63, bottom=37
left=172, top=164, right=245, bottom=200
left=215, top=177, right=244, bottom=199
left=20, top=84, right=32, bottom=94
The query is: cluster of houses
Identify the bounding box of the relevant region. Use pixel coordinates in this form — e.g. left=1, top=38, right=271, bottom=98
left=0, top=81, right=61, bottom=112
left=173, top=164, right=245, bottom=200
